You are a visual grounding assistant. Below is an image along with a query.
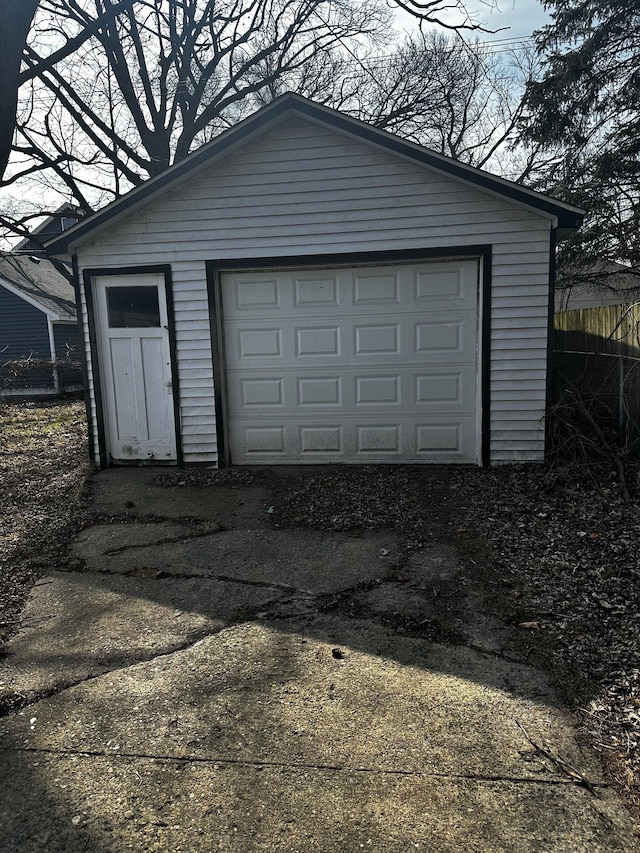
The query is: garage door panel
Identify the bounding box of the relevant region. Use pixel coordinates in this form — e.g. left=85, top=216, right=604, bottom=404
left=295, top=326, right=340, bottom=357
left=225, top=266, right=477, bottom=320
left=414, top=369, right=474, bottom=407
left=354, top=323, right=400, bottom=355
left=356, top=424, right=401, bottom=452
left=233, top=276, right=283, bottom=310
left=415, top=321, right=462, bottom=353
left=414, top=318, right=475, bottom=358
left=353, top=271, right=400, bottom=304
left=227, top=367, right=476, bottom=415
left=239, top=377, right=285, bottom=407
left=232, top=417, right=477, bottom=461
left=221, top=259, right=479, bottom=464
left=415, top=263, right=477, bottom=303
left=300, top=424, right=343, bottom=454
left=243, top=425, right=287, bottom=456
left=297, top=376, right=342, bottom=406
left=230, top=316, right=475, bottom=360
left=294, top=275, right=339, bottom=307
left=355, top=375, right=401, bottom=405
left=416, top=267, right=463, bottom=300
left=236, top=327, right=282, bottom=359
left=416, top=424, right=462, bottom=453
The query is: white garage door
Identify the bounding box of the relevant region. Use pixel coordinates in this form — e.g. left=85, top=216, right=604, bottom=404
left=220, top=259, right=479, bottom=464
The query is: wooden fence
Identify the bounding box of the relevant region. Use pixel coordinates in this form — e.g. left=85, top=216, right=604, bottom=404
left=553, top=304, right=640, bottom=437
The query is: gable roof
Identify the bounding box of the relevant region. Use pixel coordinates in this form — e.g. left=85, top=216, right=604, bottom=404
left=0, top=253, right=76, bottom=320
left=46, top=92, right=584, bottom=256
left=13, top=203, right=85, bottom=254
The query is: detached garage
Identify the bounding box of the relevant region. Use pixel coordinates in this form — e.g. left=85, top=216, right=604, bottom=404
left=47, top=93, right=583, bottom=468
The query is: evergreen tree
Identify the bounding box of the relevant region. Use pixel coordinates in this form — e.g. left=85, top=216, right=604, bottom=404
left=525, top=0, right=640, bottom=289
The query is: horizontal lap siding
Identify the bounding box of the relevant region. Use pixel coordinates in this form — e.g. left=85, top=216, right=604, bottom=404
left=490, top=237, right=550, bottom=461
left=0, top=286, right=51, bottom=359
left=52, top=322, right=80, bottom=360
left=168, top=263, right=216, bottom=463
left=77, top=118, right=554, bottom=465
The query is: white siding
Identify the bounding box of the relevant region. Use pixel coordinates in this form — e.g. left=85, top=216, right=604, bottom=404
left=77, top=118, right=554, bottom=465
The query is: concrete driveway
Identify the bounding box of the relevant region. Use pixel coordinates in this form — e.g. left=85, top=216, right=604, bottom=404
left=0, top=468, right=637, bottom=852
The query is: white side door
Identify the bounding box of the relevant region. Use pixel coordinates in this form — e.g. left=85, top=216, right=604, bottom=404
left=95, top=273, right=177, bottom=462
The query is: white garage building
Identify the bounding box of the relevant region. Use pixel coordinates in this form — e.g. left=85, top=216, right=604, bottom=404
left=47, top=93, right=583, bottom=468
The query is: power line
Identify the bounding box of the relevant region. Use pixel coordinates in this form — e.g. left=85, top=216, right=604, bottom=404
left=478, top=35, right=535, bottom=46
left=18, top=30, right=537, bottom=106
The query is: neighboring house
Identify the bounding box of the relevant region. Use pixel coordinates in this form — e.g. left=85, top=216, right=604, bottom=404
left=13, top=203, right=84, bottom=255
left=0, top=253, right=80, bottom=395
left=46, top=93, right=583, bottom=469
left=555, top=261, right=640, bottom=311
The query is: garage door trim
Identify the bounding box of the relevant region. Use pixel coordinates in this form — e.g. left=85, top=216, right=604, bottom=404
left=206, top=245, right=492, bottom=466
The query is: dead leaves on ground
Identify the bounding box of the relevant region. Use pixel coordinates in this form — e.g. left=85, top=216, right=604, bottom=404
left=0, top=401, right=88, bottom=641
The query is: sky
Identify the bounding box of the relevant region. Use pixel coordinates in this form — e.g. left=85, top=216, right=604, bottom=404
left=394, top=0, right=551, bottom=43
left=468, top=0, right=550, bottom=39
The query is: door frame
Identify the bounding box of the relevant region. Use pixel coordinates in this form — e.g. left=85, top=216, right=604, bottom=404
left=206, top=245, right=492, bottom=467
left=83, top=264, right=182, bottom=468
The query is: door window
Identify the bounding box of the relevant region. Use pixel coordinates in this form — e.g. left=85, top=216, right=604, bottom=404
left=107, top=286, right=161, bottom=328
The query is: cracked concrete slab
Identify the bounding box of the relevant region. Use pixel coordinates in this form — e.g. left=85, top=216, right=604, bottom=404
left=72, top=527, right=400, bottom=594
left=71, top=522, right=194, bottom=556
left=0, top=572, right=282, bottom=704
left=0, top=752, right=631, bottom=853
left=1, top=621, right=635, bottom=851
left=4, top=753, right=631, bottom=853
left=1, top=466, right=638, bottom=852
left=88, top=468, right=270, bottom=527
left=0, top=621, right=609, bottom=781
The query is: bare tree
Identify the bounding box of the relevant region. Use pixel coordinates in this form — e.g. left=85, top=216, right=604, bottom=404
left=0, top=0, right=143, bottom=181
left=229, top=27, right=553, bottom=188
left=0, top=0, right=499, bottom=188
left=1, top=0, right=535, bottom=246
left=5, top=0, right=392, bottom=212
left=0, top=1, right=40, bottom=178
left=336, top=32, right=536, bottom=174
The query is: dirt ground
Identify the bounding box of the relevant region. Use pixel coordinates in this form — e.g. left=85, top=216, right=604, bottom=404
left=1, top=400, right=639, bottom=823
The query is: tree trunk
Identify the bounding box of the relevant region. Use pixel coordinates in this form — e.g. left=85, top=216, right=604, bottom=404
left=0, top=0, right=39, bottom=179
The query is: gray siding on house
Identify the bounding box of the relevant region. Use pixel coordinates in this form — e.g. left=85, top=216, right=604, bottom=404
left=0, top=284, right=51, bottom=359
left=53, top=321, right=80, bottom=360
left=76, top=118, right=554, bottom=466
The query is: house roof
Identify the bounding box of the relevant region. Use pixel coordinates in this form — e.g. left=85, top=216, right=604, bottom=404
left=556, top=261, right=640, bottom=311
left=14, top=203, right=85, bottom=254
left=46, top=92, right=585, bottom=256
left=0, top=253, right=76, bottom=320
